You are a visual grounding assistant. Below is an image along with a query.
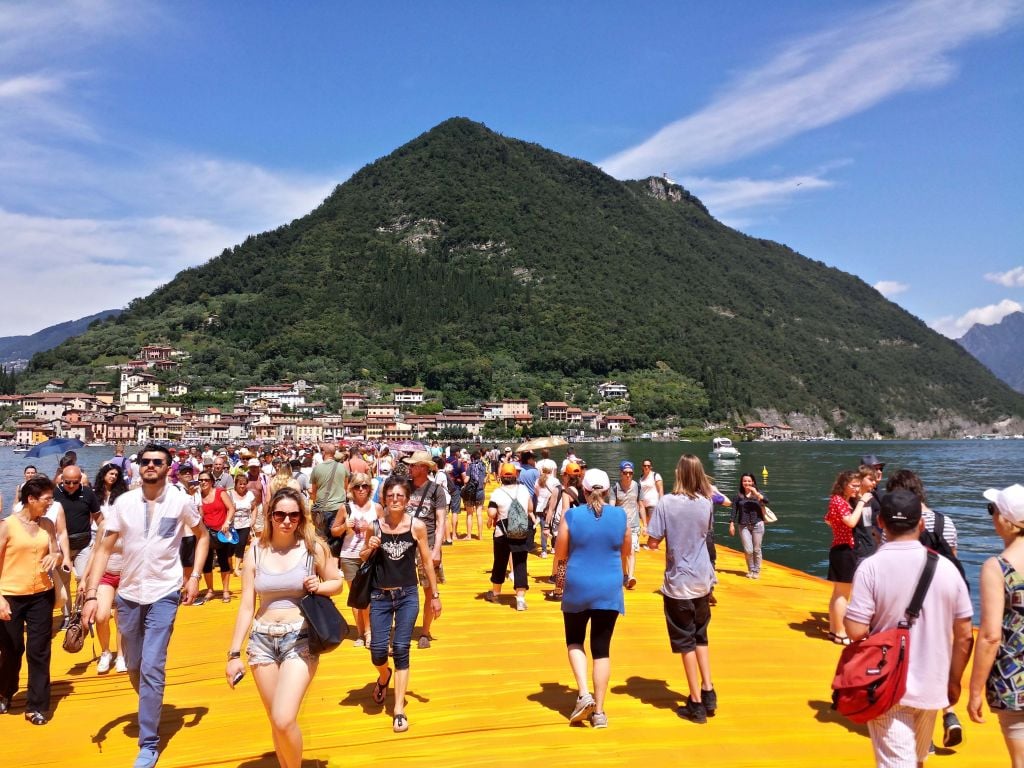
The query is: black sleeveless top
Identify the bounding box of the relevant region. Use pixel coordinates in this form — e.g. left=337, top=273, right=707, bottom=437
left=376, top=527, right=417, bottom=588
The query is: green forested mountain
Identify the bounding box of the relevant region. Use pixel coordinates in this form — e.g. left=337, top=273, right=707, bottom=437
left=23, top=118, right=1024, bottom=434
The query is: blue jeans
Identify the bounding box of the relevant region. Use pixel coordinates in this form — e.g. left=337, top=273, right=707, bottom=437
left=116, top=591, right=180, bottom=752
left=369, top=586, right=419, bottom=670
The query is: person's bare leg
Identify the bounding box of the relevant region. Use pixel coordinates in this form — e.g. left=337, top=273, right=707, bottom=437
left=567, top=645, right=590, bottom=696
left=592, top=657, right=610, bottom=712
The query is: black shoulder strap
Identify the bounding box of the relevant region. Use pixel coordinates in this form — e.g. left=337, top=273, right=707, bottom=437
left=905, top=550, right=939, bottom=623
left=934, top=511, right=945, bottom=539
left=414, top=481, right=435, bottom=517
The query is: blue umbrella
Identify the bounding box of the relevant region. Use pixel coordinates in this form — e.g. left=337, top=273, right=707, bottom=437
left=26, top=436, right=85, bottom=459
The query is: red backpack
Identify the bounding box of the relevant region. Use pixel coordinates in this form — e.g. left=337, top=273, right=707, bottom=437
left=831, top=551, right=938, bottom=724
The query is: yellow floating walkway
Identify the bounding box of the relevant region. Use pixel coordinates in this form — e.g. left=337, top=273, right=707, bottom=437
left=6, top=537, right=1005, bottom=767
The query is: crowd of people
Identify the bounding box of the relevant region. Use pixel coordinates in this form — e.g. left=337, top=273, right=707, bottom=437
left=1, top=439, right=1022, bottom=768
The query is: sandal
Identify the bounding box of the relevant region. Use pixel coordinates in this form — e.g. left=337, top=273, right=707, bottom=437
left=372, top=668, right=392, bottom=705
left=828, top=632, right=851, bottom=646
left=393, top=712, right=409, bottom=733
left=25, top=711, right=47, bottom=725
left=204, top=589, right=216, bottom=603
left=222, top=591, right=231, bottom=603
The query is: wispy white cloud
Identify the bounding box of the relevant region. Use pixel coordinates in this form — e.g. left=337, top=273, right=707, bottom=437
left=684, top=172, right=834, bottom=216
left=874, top=280, right=909, bottom=297
left=0, top=0, right=342, bottom=335
left=601, top=0, right=1024, bottom=179
left=985, top=266, right=1024, bottom=287
left=931, top=298, right=1023, bottom=337
left=0, top=74, right=64, bottom=100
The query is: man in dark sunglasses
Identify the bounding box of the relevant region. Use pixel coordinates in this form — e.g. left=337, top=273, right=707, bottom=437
left=53, top=464, right=101, bottom=625
left=81, top=444, right=209, bottom=768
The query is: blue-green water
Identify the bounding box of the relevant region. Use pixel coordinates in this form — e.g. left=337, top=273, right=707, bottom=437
left=3, top=440, right=1021, bottom=611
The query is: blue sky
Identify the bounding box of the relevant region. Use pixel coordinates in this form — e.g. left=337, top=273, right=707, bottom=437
left=1, top=0, right=1022, bottom=338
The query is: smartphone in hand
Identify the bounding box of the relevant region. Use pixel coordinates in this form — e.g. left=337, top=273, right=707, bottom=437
left=231, top=670, right=245, bottom=687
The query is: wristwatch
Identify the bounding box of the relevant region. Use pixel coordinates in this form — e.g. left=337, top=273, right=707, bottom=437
left=227, top=651, right=241, bottom=660
left=432, top=593, right=440, bottom=599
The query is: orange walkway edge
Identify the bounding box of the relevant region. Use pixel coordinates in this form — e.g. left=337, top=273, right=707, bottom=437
left=6, top=531, right=1005, bottom=766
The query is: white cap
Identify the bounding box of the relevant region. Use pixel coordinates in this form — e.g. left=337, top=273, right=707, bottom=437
left=247, top=458, right=260, bottom=467
left=984, top=484, right=1024, bottom=526
left=582, top=468, right=610, bottom=492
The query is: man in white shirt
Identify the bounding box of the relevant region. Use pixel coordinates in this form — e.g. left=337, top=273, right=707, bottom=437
left=845, top=490, right=973, bottom=767
left=82, top=444, right=209, bottom=768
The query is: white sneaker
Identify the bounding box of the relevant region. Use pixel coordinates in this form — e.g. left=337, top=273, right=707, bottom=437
left=516, top=595, right=527, bottom=612
left=115, top=655, right=127, bottom=673
left=97, top=651, right=114, bottom=674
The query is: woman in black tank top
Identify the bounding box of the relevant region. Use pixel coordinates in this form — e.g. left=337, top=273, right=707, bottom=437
left=360, top=476, right=442, bottom=733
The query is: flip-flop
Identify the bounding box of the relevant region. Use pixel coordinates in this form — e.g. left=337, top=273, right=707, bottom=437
left=222, top=592, right=231, bottom=603
left=828, top=632, right=851, bottom=646
left=372, top=668, right=392, bottom=705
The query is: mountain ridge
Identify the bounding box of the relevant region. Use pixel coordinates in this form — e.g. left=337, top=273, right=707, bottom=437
left=959, top=311, right=1024, bottom=394
left=0, top=309, right=122, bottom=369
left=20, top=118, right=1024, bottom=437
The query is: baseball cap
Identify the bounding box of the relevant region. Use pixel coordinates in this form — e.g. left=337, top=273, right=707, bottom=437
left=619, top=460, right=635, bottom=472
left=564, top=462, right=583, bottom=477
left=984, top=484, right=1024, bottom=526
left=583, top=469, right=610, bottom=492
left=861, top=454, right=885, bottom=469
left=247, top=458, right=260, bottom=467
left=879, top=489, right=922, bottom=525
left=499, top=462, right=519, bottom=478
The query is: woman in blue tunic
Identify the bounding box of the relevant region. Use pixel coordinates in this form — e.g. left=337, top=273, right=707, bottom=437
left=554, top=468, right=630, bottom=729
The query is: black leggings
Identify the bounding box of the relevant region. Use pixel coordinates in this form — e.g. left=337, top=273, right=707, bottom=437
left=490, top=536, right=529, bottom=590
left=563, top=609, right=619, bottom=659
left=203, top=529, right=233, bottom=574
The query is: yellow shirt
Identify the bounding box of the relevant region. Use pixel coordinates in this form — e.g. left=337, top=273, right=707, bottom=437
left=0, top=516, right=53, bottom=596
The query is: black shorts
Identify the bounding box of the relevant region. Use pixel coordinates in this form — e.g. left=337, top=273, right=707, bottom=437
left=179, top=535, right=196, bottom=568
left=663, top=593, right=711, bottom=653
left=828, top=544, right=856, bottom=583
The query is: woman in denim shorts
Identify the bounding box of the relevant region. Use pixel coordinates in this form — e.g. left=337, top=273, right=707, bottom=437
left=360, top=476, right=442, bottom=733
left=225, top=488, right=343, bottom=767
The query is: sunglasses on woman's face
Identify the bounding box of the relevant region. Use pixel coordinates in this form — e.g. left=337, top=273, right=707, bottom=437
left=385, top=493, right=407, bottom=500
left=352, top=483, right=371, bottom=490
left=272, top=511, right=301, bottom=522
left=989, top=502, right=999, bottom=517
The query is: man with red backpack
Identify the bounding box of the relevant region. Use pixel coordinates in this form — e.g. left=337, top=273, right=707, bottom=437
left=844, top=490, right=974, bottom=766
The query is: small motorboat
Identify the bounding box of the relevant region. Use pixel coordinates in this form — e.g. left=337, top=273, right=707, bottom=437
left=709, top=437, right=741, bottom=459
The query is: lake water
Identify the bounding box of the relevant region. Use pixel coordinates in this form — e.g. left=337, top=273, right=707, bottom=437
left=2, top=440, right=1021, bottom=612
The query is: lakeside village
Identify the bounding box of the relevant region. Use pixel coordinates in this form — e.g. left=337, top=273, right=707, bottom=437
left=1, top=343, right=808, bottom=448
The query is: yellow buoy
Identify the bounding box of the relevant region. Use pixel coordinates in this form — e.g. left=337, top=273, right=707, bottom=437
left=761, top=465, right=769, bottom=477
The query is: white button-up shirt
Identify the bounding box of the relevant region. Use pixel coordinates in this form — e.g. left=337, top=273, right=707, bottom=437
left=105, top=483, right=201, bottom=605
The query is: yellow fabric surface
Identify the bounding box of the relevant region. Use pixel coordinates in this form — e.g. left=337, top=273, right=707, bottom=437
left=5, top=513, right=1005, bottom=767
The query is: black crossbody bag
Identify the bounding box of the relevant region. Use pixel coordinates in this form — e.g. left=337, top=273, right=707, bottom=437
left=299, top=551, right=347, bottom=653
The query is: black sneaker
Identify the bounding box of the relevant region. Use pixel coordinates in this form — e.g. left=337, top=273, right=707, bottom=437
left=942, top=711, right=963, bottom=747
left=0, top=695, right=9, bottom=714
left=701, top=687, right=717, bottom=716
left=677, top=699, right=707, bottom=724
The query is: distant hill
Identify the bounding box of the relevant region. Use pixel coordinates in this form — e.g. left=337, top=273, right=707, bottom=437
left=20, top=118, right=1024, bottom=436
left=0, top=309, right=121, bottom=369
left=959, top=311, right=1024, bottom=393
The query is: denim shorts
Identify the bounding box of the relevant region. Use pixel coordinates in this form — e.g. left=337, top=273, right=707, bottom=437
left=246, top=619, right=314, bottom=666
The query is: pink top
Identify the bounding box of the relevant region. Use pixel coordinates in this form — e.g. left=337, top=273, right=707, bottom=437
left=824, top=495, right=855, bottom=548
left=846, top=540, right=973, bottom=709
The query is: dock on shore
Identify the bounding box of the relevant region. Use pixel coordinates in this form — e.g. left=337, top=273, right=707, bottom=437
left=7, top=536, right=1003, bottom=766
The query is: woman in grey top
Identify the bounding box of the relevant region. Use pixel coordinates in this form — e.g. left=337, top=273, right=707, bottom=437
left=646, top=454, right=718, bottom=725
left=225, top=487, right=342, bottom=768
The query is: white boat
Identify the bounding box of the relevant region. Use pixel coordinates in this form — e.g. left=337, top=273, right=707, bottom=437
left=709, top=437, right=741, bottom=459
